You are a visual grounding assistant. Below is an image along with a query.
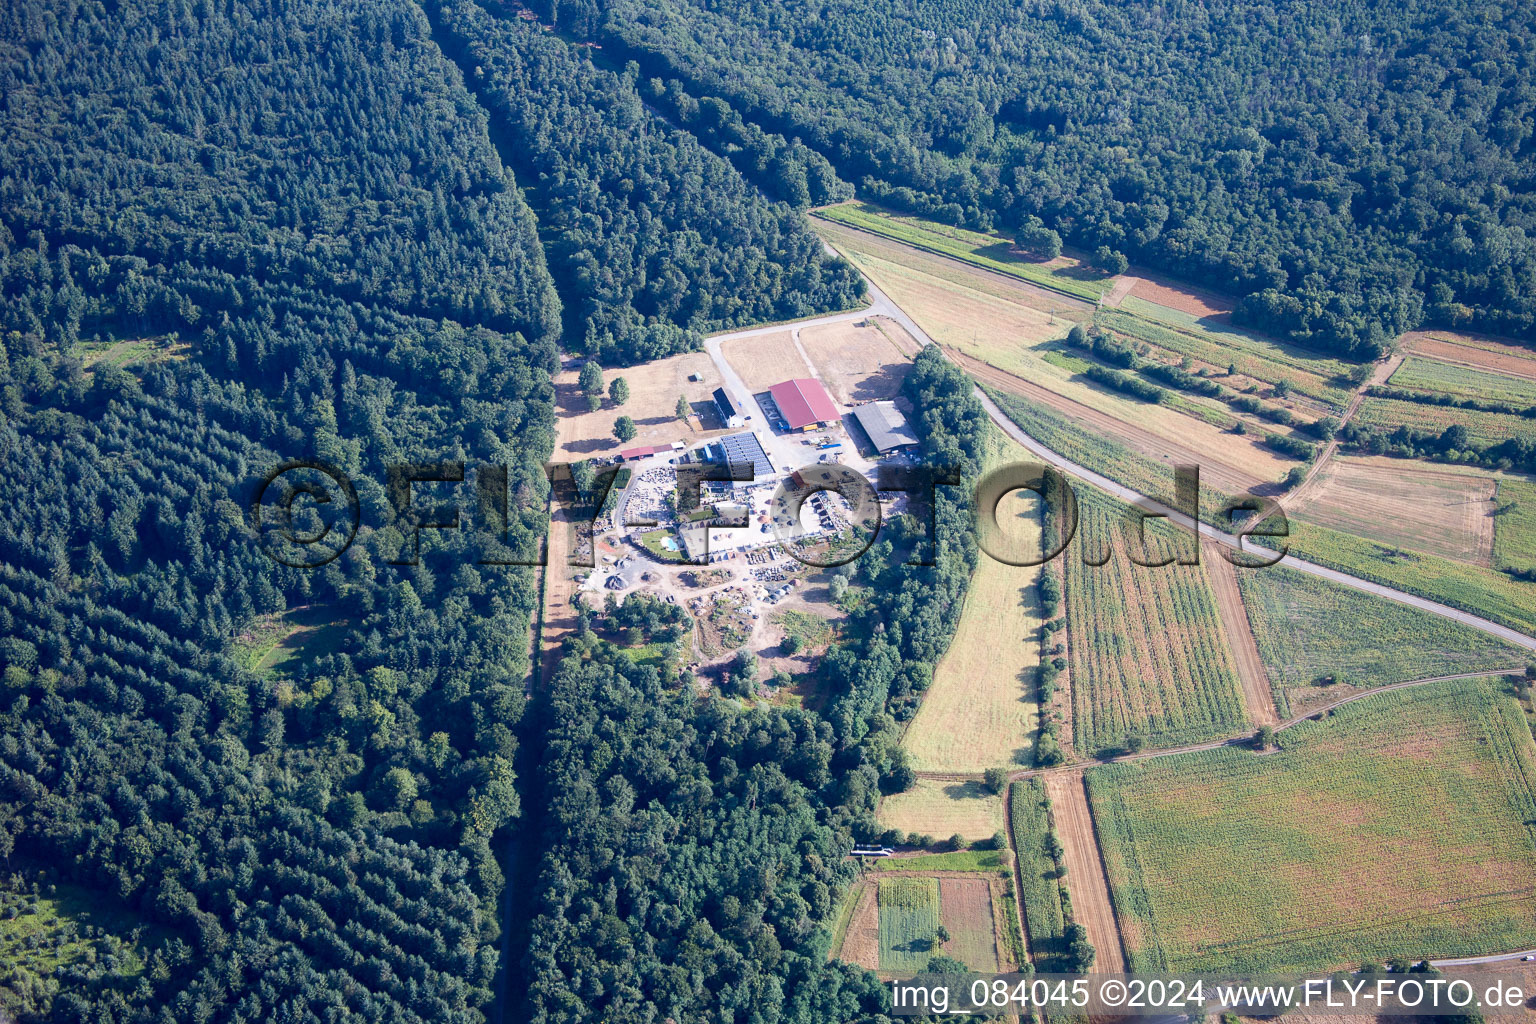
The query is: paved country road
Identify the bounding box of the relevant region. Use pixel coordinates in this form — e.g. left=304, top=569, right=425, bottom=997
left=708, top=252, right=1536, bottom=655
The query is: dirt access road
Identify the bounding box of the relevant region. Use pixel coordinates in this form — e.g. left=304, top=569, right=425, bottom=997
left=1044, top=771, right=1126, bottom=973
left=1202, top=540, right=1278, bottom=727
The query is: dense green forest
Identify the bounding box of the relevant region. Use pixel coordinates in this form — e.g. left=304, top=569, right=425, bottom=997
left=540, top=0, right=1536, bottom=357
left=516, top=347, right=989, bottom=1022
left=0, top=0, right=871, bottom=1020
left=425, top=0, right=864, bottom=363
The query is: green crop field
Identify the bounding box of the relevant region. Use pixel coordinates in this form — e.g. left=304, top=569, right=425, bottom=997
left=1063, top=488, right=1249, bottom=753
left=1100, top=305, right=1354, bottom=409
left=875, top=849, right=1009, bottom=874
left=877, top=877, right=943, bottom=972
left=1009, top=779, right=1072, bottom=970
left=1388, top=357, right=1536, bottom=405
left=1088, top=678, right=1536, bottom=973
left=1354, top=396, right=1536, bottom=446
left=1236, top=565, right=1526, bottom=716
left=981, top=385, right=1238, bottom=520
left=1267, top=518, right=1536, bottom=635
left=1493, top=477, right=1536, bottom=574
left=815, top=202, right=1110, bottom=301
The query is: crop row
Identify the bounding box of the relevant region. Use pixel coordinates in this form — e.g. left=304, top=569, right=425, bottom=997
left=1064, top=490, right=1248, bottom=753
left=1086, top=679, right=1536, bottom=973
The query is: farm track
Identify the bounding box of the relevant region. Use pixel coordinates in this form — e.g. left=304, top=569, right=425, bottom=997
left=1202, top=540, right=1278, bottom=727
left=911, top=669, right=1525, bottom=784
left=1044, top=771, right=1127, bottom=973
left=1283, top=351, right=1403, bottom=510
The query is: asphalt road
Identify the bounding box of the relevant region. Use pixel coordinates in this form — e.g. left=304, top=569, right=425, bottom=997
left=709, top=252, right=1536, bottom=655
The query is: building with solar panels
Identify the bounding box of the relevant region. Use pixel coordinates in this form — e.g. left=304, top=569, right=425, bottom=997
left=702, top=431, right=774, bottom=485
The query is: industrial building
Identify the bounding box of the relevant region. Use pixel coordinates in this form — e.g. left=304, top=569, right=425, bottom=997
left=850, top=401, right=919, bottom=453
left=767, top=378, right=838, bottom=432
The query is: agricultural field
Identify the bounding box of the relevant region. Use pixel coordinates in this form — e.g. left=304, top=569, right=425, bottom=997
left=1288, top=456, right=1498, bottom=565
left=1088, top=679, right=1536, bottom=973
left=982, top=385, right=1239, bottom=516
left=1236, top=565, right=1526, bottom=717
left=1102, top=304, right=1355, bottom=411
left=718, top=328, right=811, bottom=391
left=863, top=872, right=1008, bottom=974
left=797, top=316, right=916, bottom=404
left=1062, top=487, right=1250, bottom=753
left=1122, top=275, right=1232, bottom=321
left=552, top=348, right=725, bottom=460
left=936, top=877, right=1002, bottom=972
left=1388, top=356, right=1536, bottom=405
left=874, top=849, right=1011, bottom=874
left=902, top=440, right=1043, bottom=772
left=816, top=201, right=1112, bottom=302
left=877, top=877, right=943, bottom=973
left=1269, top=518, right=1536, bottom=635
left=1403, top=330, right=1536, bottom=382
left=878, top=780, right=1004, bottom=844
left=817, top=210, right=1313, bottom=494
left=1353, top=395, right=1536, bottom=447
left=1009, top=780, right=1071, bottom=970
left=1493, top=477, right=1536, bottom=574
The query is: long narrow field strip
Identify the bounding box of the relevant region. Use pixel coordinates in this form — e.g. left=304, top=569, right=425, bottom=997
left=1236, top=564, right=1525, bottom=717
left=817, top=215, right=1295, bottom=492
left=1494, top=477, right=1536, bottom=574
left=1403, top=331, right=1536, bottom=382
left=1388, top=356, right=1536, bottom=405
left=1087, top=678, right=1536, bottom=973
left=1010, top=779, right=1071, bottom=970
left=1044, top=772, right=1125, bottom=973
left=981, top=383, right=1241, bottom=518
left=903, top=437, right=1043, bottom=772
left=1288, top=456, right=1498, bottom=565
left=816, top=202, right=1112, bottom=302
left=1063, top=487, right=1249, bottom=753
left=1101, top=305, right=1354, bottom=410
left=1270, top=517, right=1536, bottom=636
left=877, top=877, right=942, bottom=972
left=1353, top=395, right=1536, bottom=447
left=1202, top=542, right=1277, bottom=727
left=835, top=882, right=879, bottom=970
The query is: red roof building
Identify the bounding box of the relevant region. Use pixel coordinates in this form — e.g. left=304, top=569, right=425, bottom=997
left=767, top=378, right=839, bottom=431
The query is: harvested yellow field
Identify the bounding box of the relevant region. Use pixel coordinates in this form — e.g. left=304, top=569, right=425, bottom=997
left=902, top=437, right=1042, bottom=772
left=878, top=779, right=1004, bottom=842
left=719, top=329, right=811, bottom=391
left=820, top=219, right=1296, bottom=490
left=1289, top=456, right=1498, bottom=565
left=554, top=349, right=725, bottom=460
left=798, top=316, right=915, bottom=404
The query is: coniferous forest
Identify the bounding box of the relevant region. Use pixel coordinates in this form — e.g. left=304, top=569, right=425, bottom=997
left=2, top=0, right=1534, bottom=1020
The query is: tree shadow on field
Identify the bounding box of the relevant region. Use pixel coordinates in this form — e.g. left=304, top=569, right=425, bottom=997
left=940, top=780, right=991, bottom=802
